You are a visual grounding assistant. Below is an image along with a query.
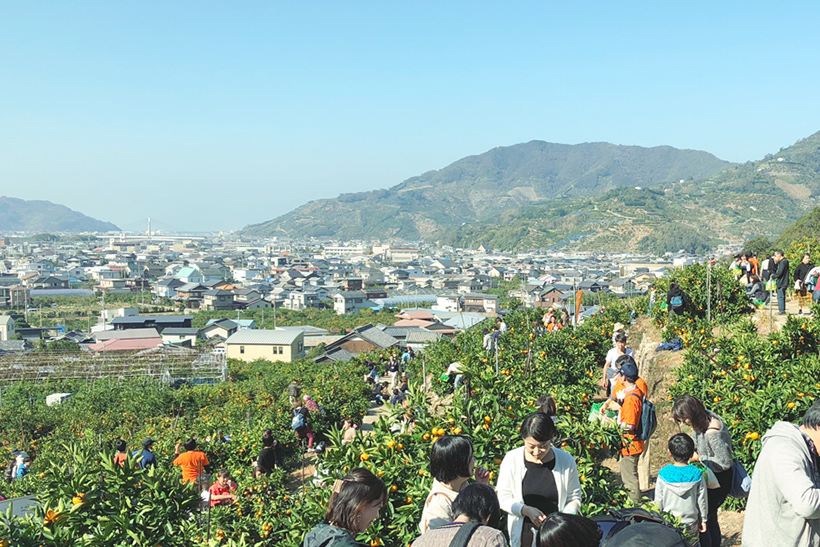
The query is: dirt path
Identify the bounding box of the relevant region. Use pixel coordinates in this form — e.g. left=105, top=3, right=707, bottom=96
left=629, top=317, right=744, bottom=546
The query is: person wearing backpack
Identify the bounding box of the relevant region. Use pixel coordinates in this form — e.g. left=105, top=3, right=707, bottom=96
left=605, top=355, right=653, bottom=491
left=292, top=402, right=315, bottom=452
left=412, top=484, right=506, bottom=547
left=615, top=361, right=645, bottom=505
left=419, top=435, right=491, bottom=534
left=667, top=282, right=689, bottom=316
left=672, top=395, right=734, bottom=547
left=4, top=449, right=20, bottom=483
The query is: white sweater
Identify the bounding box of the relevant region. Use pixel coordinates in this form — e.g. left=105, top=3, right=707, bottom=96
left=497, top=446, right=582, bottom=547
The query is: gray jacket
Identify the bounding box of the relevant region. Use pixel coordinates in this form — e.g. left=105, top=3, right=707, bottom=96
left=655, top=464, right=708, bottom=525
left=742, top=421, right=820, bottom=547
left=692, top=412, right=733, bottom=473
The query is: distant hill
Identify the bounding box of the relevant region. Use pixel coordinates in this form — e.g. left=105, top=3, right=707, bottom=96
left=776, top=206, right=820, bottom=248
left=0, top=197, right=119, bottom=233
left=439, top=131, right=820, bottom=253
left=243, top=141, right=733, bottom=241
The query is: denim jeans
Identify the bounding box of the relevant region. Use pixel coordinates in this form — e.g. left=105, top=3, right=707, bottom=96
left=777, top=286, right=787, bottom=313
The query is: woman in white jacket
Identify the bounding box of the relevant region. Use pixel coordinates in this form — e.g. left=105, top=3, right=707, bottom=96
left=497, top=412, right=582, bottom=547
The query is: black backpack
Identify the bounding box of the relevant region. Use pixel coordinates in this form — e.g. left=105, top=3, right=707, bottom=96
left=626, top=391, right=657, bottom=441
left=593, top=508, right=689, bottom=547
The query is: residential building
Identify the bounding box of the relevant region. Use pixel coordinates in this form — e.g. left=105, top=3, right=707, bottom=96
left=202, top=319, right=239, bottom=340
left=316, top=324, right=398, bottom=362
left=109, top=315, right=193, bottom=333
left=203, top=289, right=235, bottom=311
left=225, top=329, right=304, bottom=363
left=461, top=293, right=499, bottom=314
left=175, top=267, right=204, bottom=285
left=0, top=315, right=15, bottom=341
left=154, top=278, right=185, bottom=299
left=284, top=291, right=322, bottom=311
left=161, top=328, right=200, bottom=346
left=333, top=291, right=375, bottom=315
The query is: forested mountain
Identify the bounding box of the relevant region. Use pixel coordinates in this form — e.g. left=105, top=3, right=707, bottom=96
left=0, top=197, right=119, bottom=233
left=243, top=141, right=731, bottom=241
left=245, top=131, right=820, bottom=253
left=439, top=131, right=820, bottom=253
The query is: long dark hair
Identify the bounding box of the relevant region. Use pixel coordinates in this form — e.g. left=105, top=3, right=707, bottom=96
left=672, top=394, right=710, bottom=433
left=326, top=468, right=387, bottom=534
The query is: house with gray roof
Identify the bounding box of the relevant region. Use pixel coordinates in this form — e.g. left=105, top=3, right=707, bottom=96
left=317, top=323, right=399, bottom=362
left=225, top=329, right=304, bottom=363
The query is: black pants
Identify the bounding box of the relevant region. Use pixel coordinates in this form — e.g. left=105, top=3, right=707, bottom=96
left=700, top=467, right=733, bottom=547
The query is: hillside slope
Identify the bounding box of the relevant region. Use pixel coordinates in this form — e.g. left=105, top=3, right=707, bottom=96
left=0, top=197, right=119, bottom=233
left=243, top=141, right=732, bottom=240
left=439, top=131, right=820, bottom=252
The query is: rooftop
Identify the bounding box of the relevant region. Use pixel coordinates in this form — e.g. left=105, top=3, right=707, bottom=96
left=226, top=329, right=302, bottom=346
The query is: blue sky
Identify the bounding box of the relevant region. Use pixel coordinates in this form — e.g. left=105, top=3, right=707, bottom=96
left=2, top=2, right=819, bottom=232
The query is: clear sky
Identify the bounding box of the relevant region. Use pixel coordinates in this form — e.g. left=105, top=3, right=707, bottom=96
left=2, top=2, right=819, bottom=233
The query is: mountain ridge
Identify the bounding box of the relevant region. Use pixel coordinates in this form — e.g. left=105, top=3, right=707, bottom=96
left=0, top=197, right=119, bottom=233
left=244, top=140, right=733, bottom=241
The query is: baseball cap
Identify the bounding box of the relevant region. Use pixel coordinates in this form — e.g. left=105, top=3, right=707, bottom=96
left=619, top=361, right=639, bottom=381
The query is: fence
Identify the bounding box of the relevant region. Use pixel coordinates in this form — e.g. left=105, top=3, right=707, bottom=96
left=0, top=348, right=227, bottom=385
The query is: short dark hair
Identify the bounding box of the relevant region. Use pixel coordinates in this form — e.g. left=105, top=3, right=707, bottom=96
left=430, top=435, right=474, bottom=483
left=262, top=429, right=274, bottom=447
left=801, top=399, right=820, bottom=430
left=451, top=483, right=499, bottom=524
left=183, top=438, right=197, bottom=451
left=613, top=331, right=627, bottom=344
left=774, top=250, right=784, bottom=257
left=217, top=468, right=230, bottom=479
left=672, top=395, right=710, bottom=434
left=614, top=354, right=636, bottom=369
left=520, top=412, right=556, bottom=443
left=326, top=468, right=387, bottom=534
left=668, top=433, right=695, bottom=463
left=537, top=512, right=602, bottom=547
left=537, top=394, right=557, bottom=417
left=114, top=439, right=126, bottom=452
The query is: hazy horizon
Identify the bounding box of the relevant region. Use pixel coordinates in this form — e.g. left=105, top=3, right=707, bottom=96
left=3, top=2, right=820, bottom=232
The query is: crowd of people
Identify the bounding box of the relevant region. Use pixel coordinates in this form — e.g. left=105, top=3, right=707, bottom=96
left=734, top=250, right=820, bottom=315
left=305, top=306, right=820, bottom=547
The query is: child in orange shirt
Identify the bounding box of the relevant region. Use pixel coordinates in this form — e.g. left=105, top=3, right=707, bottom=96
left=173, top=438, right=209, bottom=484
left=113, top=439, right=127, bottom=467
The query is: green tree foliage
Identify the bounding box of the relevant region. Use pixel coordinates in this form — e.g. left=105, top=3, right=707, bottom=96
left=742, top=237, right=772, bottom=258
left=651, top=262, right=751, bottom=329
left=638, top=225, right=715, bottom=256
left=776, top=206, right=820, bottom=248
left=0, top=444, right=200, bottom=546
